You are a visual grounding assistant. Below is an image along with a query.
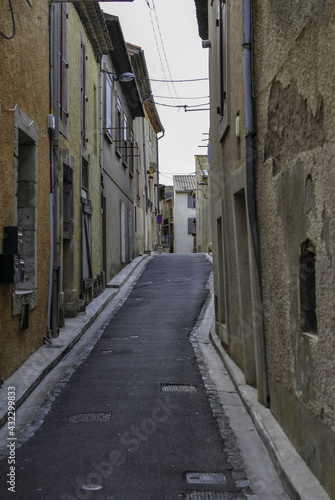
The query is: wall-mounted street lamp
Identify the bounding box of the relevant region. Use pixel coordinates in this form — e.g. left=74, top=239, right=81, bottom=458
left=115, top=72, right=136, bottom=83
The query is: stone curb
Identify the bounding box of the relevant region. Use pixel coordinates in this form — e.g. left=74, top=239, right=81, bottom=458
left=0, top=254, right=150, bottom=430
left=209, top=325, right=331, bottom=500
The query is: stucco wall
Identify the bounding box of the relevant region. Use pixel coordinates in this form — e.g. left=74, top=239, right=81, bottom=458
left=253, top=1, right=335, bottom=495
left=0, top=0, right=50, bottom=380
left=68, top=7, right=102, bottom=299
left=208, top=0, right=263, bottom=386
left=174, top=193, right=195, bottom=253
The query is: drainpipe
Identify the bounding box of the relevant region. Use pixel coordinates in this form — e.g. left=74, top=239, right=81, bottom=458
left=142, top=118, right=148, bottom=250
left=242, top=0, right=260, bottom=275
left=156, top=130, right=165, bottom=247
left=243, top=0, right=270, bottom=405
left=48, top=4, right=60, bottom=337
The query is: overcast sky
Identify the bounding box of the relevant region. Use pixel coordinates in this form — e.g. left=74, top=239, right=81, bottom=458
left=99, top=0, right=209, bottom=185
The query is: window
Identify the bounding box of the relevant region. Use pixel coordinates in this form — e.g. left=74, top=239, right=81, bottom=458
left=63, top=164, right=73, bottom=239
left=12, top=108, right=39, bottom=316
left=218, top=0, right=229, bottom=139
left=105, top=72, right=113, bottom=138
left=80, top=37, right=88, bottom=147
left=129, top=129, right=134, bottom=176
left=81, top=159, right=89, bottom=199
left=116, top=97, right=122, bottom=157
left=60, top=3, right=69, bottom=123
left=188, top=193, right=196, bottom=208
left=300, top=240, right=317, bottom=334
left=188, top=218, right=195, bottom=235
left=123, top=114, right=128, bottom=166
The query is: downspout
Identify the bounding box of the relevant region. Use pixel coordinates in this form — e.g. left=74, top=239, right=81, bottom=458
left=48, top=4, right=60, bottom=338
left=242, top=0, right=260, bottom=275
left=48, top=4, right=54, bottom=336
left=243, top=0, right=269, bottom=405
left=99, top=59, right=104, bottom=282
left=142, top=118, right=148, bottom=250
left=156, top=130, right=165, bottom=246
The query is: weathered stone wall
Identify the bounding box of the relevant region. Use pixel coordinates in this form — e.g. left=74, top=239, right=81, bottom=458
left=0, top=0, right=50, bottom=380
left=253, top=1, right=335, bottom=495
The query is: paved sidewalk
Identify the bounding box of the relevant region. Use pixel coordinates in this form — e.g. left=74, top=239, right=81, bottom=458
left=0, top=254, right=151, bottom=430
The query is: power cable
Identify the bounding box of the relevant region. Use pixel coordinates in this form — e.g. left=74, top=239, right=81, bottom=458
left=146, top=0, right=178, bottom=106
left=151, top=0, right=182, bottom=105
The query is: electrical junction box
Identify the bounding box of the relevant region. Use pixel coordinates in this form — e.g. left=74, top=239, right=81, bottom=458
left=0, top=226, right=24, bottom=284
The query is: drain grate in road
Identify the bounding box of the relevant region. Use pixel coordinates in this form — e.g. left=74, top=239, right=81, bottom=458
left=68, top=412, right=112, bottom=424
left=161, top=384, right=197, bottom=393
left=184, top=492, right=245, bottom=500
left=186, top=473, right=227, bottom=485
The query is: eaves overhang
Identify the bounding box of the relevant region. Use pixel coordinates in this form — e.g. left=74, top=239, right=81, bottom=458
left=104, top=14, right=144, bottom=118
left=194, top=0, right=208, bottom=40
left=74, top=3, right=112, bottom=59
left=127, top=44, right=164, bottom=134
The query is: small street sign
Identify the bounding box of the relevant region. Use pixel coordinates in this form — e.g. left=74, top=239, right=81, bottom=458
left=157, top=214, right=162, bottom=225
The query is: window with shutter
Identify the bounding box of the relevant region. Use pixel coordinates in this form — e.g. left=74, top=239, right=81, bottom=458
left=116, top=97, right=122, bottom=157
left=188, top=218, right=195, bottom=235
left=188, top=193, right=196, bottom=208
left=60, top=4, right=69, bottom=123
left=80, top=37, right=88, bottom=147
left=105, top=72, right=113, bottom=138
left=123, top=114, right=128, bottom=167
left=218, top=0, right=229, bottom=139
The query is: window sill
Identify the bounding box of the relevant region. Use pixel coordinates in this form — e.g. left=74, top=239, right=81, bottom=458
left=104, top=131, right=113, bottom=143
left=12, top=289, right=36, bottom=316
left=301, top=331, right=318, bottom=341
left=115, top=149, right=122, bottom=159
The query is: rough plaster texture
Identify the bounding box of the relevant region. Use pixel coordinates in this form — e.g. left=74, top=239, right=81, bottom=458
left=208, top=0, right=262, bottom=383
left=67, top=6, right=102, bottom=300
left=253, top=0, right=335, bottom=496
left=0, top=1, right=50, bottom=380
left=174, top=192, right=195, bottom=253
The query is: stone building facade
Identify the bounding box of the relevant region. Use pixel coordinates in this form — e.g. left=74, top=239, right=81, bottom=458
left=0, top=0, right=51, bottom=380
left=195, top=0, right=335, bottom=497
left=253, top=2, right=335, bottom=496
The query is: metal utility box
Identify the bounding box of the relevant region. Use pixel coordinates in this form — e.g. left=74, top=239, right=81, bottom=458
left=0, top=226, right=25, bottom=284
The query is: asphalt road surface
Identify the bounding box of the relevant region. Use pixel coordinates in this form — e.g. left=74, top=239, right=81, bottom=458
left=0, top=254, right=260, bottom=499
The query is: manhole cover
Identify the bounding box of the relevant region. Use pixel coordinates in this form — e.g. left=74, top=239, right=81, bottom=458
left=68, top=412, right=112, bottom=424
left=186, top=473, right=227, bottom=485
left=161, top=384, right=197, bottom=393
left=184, top=492, right=244, bottom=500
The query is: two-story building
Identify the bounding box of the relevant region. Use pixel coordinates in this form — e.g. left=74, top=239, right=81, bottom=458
left=126, top=42, right=164, bottom=255
left=49, top=2, right=112, bottom=330
left=173, top=175, right=197, bottom=253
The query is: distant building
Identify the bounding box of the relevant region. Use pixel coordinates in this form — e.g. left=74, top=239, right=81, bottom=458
left=160, top=185, right=174, bottom=252
left=194, top=155, right=210, bottom=254
left=127, top=42, right=165, bottom=255
left=173, top=175, right=197, bottom=253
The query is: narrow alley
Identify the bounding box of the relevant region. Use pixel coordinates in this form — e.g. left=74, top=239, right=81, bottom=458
left=0, top=255, right=288, bottom=499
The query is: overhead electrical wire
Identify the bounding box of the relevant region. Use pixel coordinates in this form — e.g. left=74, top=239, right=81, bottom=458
left=151, top=0, right=182, bottom=106
left=146, top=0, right=179, bottom=106
left=154, top=101, right=210, bottom=109
left=153, top=94, right=210, bottom=100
